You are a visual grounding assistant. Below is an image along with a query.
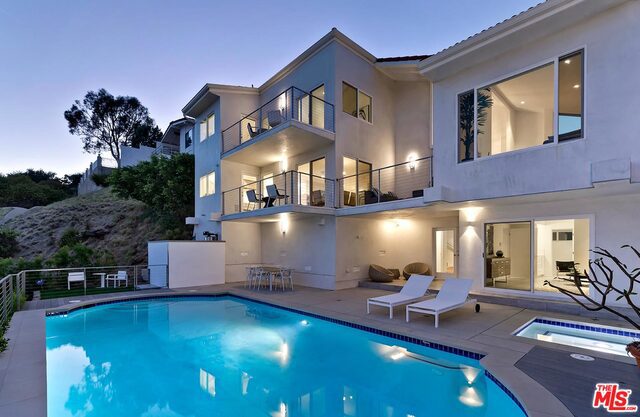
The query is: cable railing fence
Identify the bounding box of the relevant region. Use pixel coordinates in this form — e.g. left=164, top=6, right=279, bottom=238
left=221, top=86, right=335, bottom=154
left=335, top=157, right=433, bottom=208
left=222, top=170, right=335, bottom=215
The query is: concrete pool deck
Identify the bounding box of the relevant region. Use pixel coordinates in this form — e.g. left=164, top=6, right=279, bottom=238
left=1, top=284, right=638, bottom=417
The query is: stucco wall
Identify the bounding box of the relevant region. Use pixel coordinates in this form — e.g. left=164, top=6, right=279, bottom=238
left=431, top=1, right=640, bottom=202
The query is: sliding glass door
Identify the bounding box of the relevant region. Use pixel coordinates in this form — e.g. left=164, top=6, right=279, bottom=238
left=484, top=222, right=532, bottom=291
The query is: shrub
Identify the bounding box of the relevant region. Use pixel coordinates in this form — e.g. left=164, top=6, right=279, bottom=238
left=110, top=153, right=194, bottom=238
left=59, top=228, right=81, bottom=247
left=0, top=320, right=9, bottom=353
left=91, top=173, right=110, bottom=187
left=0, top=229, right=19, bottom=258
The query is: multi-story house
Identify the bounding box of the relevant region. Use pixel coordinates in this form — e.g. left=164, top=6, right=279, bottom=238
left=181, top=0, right=640, bottom=303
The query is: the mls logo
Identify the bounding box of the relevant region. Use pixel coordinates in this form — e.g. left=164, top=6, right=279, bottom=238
left=592, top=383, right=638, bottom=413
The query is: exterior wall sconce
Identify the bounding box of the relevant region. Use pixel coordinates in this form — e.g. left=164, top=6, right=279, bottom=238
left=279, top=214, right=289, bottom=234
left=407, top=153, right=418, bottom=170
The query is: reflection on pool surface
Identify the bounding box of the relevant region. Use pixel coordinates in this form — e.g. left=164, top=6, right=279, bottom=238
left=46, top=296, right=526, bottom=417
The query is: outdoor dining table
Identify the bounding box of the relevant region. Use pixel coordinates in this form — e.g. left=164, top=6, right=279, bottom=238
left=258, top=266, right=293, bottom=291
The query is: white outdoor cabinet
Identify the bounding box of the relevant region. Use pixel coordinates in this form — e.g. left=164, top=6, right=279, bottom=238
left=148, top=241, right=226, bottom=289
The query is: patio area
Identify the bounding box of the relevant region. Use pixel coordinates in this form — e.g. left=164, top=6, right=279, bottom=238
left=2, top=283, right=638, bottom=417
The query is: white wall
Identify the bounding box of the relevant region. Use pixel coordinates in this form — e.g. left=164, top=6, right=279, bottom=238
left=431, top=1, right=640, bottom=201
left=336, top=215, right=458, bottom=287
left=458, top=191, right=640, bottom=305
left=148, top=241, right=225, bottom=289
left=120, top=145, right=155, bottom=167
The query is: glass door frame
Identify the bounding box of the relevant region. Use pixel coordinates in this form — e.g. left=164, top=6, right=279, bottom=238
left=433, top=227, right=458, bottom=278
left=481, top=215, right=594, bottom=299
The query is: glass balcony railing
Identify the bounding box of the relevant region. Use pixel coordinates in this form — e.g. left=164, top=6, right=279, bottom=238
left=221, top=87, right=335, bottom=154
left=222, top=170, right=335, bottom=216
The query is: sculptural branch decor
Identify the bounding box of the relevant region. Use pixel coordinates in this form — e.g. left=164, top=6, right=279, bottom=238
left=544, top=245, right=640, bottom=366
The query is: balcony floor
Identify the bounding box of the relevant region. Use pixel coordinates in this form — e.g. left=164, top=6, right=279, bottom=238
left=221, top=203, right=335, bottom=223
left=222, top=120, right=335, bottom=167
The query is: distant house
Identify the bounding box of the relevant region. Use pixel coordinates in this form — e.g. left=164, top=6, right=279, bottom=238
left=77, top=117, right=194, bottom=195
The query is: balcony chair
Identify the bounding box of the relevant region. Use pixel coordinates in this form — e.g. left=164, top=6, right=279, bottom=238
left=266, top=184, right=288, bottom=206
left=267, top=110, right=284, bottom=128
left=245, top=189, right=261, bottom=210
left=311, top=189, right=325, bottom=207
left=247, top=123, right=263, bottom=138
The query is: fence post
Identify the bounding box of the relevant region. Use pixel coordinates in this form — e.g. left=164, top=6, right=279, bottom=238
left=83, top=267, right=87, bottom=296
left=377, top=170, right=381, bottom=203
left=134, top=265, right=138, bottom=291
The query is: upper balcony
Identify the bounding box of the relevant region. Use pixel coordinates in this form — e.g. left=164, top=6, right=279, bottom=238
left=222, top=170, right=335, bottom=221
left=335, top=157, right=433, bottom=214
left=221, top=87, right=335, bottom=166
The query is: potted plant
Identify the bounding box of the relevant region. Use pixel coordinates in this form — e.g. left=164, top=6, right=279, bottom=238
left=545, top=245, right=640, bottom=366
left=458, top=89, right=492, bottom=162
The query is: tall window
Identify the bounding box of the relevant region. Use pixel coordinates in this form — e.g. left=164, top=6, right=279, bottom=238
left=434, top=229, right=456, bottom=275
left=199, top=172, right=215, bottom=197
left=342, top=82, right=372, bottom=122
left=342, top=157, right=372, bottom=206
left=484, top=222, right=531, bottom=291
left=200, top=113, right=215, bottom=142
left=184, top=128, right=193, bottom=149
left=458, top=50, right=584, bottom=162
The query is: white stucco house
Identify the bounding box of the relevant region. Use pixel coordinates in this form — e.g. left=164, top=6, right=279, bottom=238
left=179, top=0, right=640, bottom=305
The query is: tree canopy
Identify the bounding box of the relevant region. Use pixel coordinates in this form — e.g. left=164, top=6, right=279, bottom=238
left=64, top=89, right=162, bottom=165
left=109, top=153, right=194, bottom=239
left=0, top=170, right=79, bottom=208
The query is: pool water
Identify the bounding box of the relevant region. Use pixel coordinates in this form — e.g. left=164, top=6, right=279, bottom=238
left=515, top=318, right=640, bottom=356
left=46, top=296, right=526, bottom=417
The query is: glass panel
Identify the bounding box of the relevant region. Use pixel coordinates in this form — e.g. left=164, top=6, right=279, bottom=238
left=298, top=94, right=310, bottom=124
left=358, top=91, right=372, bottom=122
left=357, top=160, right=372, bottom=206
left=484, top=222, right=531, bottom=290
left=311, top=158, right=326, bottom=207
left=342, top=82, right=357, bottom=117
left=311, top=85, right=325, bottom=129
left=435, top=229, right=456, bottom=274
left=199, top=175, right=207, bottom=197
left=185, top=129, right=193, bottom=148
left=342, top=157, right=357, bottom=206
left=207, top=114, right=215, bottom=136
left=477, top=63, right=554, bottom=157
left=458, top=90, right=474, bottom=162
left=558, top=50, right=583, bottom=141
left=262, top=173, right=273, bottom=197
left=297, top=163, right=310, bottom=206
left=199, top=120, right=207, bottom=142
left=534, top=218, right=589, bottom=293
left=206, top=172, right=215, bottom=195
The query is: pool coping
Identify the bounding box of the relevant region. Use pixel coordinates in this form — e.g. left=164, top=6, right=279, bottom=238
left=3, top=287, right=577, bottom=417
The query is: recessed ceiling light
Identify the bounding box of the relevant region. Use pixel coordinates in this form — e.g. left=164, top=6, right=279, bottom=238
left=573, top=84, right=580, bottom=89
left=564, top=59, right=571, bottom=64
left=520, top=100, right=525, bottom=104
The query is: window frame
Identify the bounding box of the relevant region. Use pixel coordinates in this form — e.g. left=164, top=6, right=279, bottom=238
left=342, top=81, right=373, bottom=124
left=200, top=113, right=216, bottom=142
left=199, top=171, right=216, bottom=197
left=184, top=128, right=193, bottom=149
left=456, top=47, right=585, bottom=164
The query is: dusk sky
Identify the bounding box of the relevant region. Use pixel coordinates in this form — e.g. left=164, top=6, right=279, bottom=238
left=0, top=0, right=540, bottom=176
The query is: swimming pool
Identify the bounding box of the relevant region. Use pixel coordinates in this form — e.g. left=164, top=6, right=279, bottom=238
left=46, top=296, right=527, bottom=417
left=515, top=317, right=640, bottom=357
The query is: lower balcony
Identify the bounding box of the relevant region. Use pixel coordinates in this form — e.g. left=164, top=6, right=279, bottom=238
left=222, top=170, right=335, bottom=221
left=335, top=157, right=433, bottom=213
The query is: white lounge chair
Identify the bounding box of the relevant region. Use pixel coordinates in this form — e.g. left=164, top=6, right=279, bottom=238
left=67, top=271, right=85, bottom=290
left=367, top=274, right=434, bottom=319
left=106, top=271, right=128, bottom=288
left=406, top=278, right=479, bottom=327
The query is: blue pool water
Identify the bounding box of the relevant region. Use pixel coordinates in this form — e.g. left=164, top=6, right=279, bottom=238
left=46, top=296, right=526, bottom=417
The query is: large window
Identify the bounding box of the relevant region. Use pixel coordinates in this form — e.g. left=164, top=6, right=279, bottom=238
left=199, top=172, right=215, bottom=197
left=458, top=50, right=583, bottom=162
left=342, top=82, right=372, bottom=122
left=298, top=157, right=326, bottom=206
left=200, top=113, right=215, bottom=142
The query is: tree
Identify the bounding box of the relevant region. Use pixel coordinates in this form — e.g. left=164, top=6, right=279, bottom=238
left=458, top=89, right=492, bottom=161
left=64, top=89, right=162, bottom=166
left=110, top=153, right=195, bottom=238
left=0, top=229, right=19, bottom=258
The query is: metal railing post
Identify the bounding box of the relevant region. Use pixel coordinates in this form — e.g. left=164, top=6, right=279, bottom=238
left=83, top=267, right=87, bottom=296
left=377, top=170, right=381, bottom=203
left=239, top=188, right=242, bottom=213
left=134, top=265, right=138, bottom=291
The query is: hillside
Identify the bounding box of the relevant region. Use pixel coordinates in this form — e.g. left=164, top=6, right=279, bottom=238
left=2, top=188, right=166, bottom=265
